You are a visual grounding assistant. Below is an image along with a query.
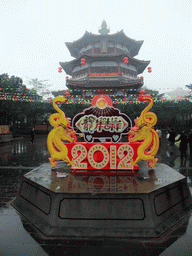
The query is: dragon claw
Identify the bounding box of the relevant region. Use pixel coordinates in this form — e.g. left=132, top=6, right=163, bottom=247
left=49, top=158, right=57, bottom=168
left=130, top=159, right=138, bottom=167
left=148, top=158, right=158, bottom=169
left=69, top=159, right=74, bottom=166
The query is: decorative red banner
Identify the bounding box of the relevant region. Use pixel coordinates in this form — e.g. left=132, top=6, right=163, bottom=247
left=65, top=142, right=141, bottom=173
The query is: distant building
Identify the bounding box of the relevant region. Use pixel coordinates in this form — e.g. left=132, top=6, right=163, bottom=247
left=53, top=21, right=150, bottom=99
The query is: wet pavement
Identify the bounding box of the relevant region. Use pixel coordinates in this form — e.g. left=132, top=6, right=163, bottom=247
left=1, top=134, right=192, bottom=255
left=0, top=135, right=49, bottom=168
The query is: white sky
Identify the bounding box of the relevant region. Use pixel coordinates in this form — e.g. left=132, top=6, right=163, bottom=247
left=0, top=0, right=192, bottom=93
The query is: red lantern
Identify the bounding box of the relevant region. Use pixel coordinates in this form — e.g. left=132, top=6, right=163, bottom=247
left=66, top=76, right=69, bottom=79
left=147, top=67, right=152, bottom=73
left=140, top=76, right=143, bottom=79
left=58, top=67, right=62, bottom=73
left=140, top=90, right=145, bottom=94
left=123, top=57, right=129, bottom=64
left=81, top=58, right=86, bottom=65
left=64, top=91, right=70, bottom=96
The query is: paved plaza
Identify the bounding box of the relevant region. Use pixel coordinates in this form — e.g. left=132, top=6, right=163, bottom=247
left=1, top=134, right=192, bottom=255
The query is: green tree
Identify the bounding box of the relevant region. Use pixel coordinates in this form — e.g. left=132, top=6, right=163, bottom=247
left=0, top=74, right=45, bottom=129
left=26, top=77, right=51, bottom=97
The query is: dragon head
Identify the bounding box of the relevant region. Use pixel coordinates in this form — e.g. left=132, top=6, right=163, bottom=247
left=128, top=124, right=149, bottom=142
left=53, top=96, right=67, bottom=104
left=138, top=90, right=152, bottom=103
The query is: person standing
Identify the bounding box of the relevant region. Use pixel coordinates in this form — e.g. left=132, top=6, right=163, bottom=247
left=31, top=128, right=35, bottom=144
left=188, top=129, right=192, bottom=158
left=168, top=128, right=176, bottom=155
left=175, top=130, right=188, bottom=167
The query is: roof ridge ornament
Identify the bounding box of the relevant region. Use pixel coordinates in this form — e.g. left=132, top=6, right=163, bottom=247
left=99, top=20, right=110, bottom=35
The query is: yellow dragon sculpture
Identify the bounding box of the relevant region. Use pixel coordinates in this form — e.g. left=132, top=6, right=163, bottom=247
left=128, top=91, right=159, bottom=168
left=47, top=96, right=77, bottom=168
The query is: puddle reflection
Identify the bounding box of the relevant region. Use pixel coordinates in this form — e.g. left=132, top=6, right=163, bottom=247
left=0, top=136, right=50, bottom=166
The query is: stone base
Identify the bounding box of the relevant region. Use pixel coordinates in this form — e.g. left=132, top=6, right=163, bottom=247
left=12, top=162, right=192, bottom=238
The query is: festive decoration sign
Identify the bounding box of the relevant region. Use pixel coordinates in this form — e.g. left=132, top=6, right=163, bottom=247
left=65, top=142, right=141, bottom=175
left=47, top=92, right=159, bottom=175
left=72, top=95, right=132, bottom=143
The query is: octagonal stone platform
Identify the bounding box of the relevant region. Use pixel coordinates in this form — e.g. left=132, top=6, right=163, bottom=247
left=12, top=162, right=192, bottom=238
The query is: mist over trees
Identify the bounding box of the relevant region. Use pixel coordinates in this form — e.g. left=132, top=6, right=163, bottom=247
left=0, top=74, right=52, bottom=133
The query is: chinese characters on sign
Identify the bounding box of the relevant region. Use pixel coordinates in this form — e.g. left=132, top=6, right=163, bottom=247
left=73, top=95, right=132, bottom=143
left=76, top=115, right=128, bottom=133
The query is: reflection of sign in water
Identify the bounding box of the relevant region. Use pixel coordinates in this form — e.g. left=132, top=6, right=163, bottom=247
left=73, top=95, right=132, bottom=143
left=78, top=175, right=138, bottom=193
left=51, top=174, right=138, bottom=193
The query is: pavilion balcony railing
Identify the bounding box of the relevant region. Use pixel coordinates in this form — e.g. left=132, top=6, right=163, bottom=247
left=67, top=74, right=143, bottom=83
left=88, top=72, right=122, bottom=77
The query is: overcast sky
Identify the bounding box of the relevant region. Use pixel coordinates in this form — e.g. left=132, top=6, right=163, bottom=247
left=1, top=0, right=192, bottom=93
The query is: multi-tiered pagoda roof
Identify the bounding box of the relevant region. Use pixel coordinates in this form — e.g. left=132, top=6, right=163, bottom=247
left=58, top=21, right=150, bottom=96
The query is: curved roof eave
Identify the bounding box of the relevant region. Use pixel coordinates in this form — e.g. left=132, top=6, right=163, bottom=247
left=115, top=30, right=143, bottom=45
left=65, top=31, right=91, bottom=47
left=117, top=31, right=144, bottom=56
left=65, top=30, right=144, bottom=58
left=135, top=60, right=150, bottom=74
left=132, top=58, right=150, bottom=65
left=59, top=61, right=74, bottom=76
left=65, top=31, right=96, bottom=58
left=60, top=55, right=150, bottom=75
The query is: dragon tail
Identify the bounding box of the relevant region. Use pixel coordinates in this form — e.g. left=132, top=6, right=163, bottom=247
left=145, top=129, right=159, bottom=156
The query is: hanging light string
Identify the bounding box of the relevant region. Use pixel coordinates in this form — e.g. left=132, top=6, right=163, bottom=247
left=0, top=87, right=191, bottom=104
